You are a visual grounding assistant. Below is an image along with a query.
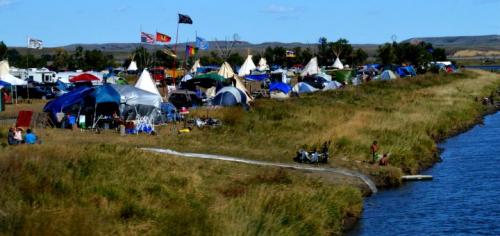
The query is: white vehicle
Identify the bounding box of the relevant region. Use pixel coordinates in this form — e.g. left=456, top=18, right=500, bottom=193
left=26, top=68, right=57, bottom=83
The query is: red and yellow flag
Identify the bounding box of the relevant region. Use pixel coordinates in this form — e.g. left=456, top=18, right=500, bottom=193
left=186, top=45, right=198, bottom=56
left=156, top=32, right=171, bottom=43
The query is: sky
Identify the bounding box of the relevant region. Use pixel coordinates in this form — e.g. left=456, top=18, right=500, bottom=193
left=0, top=0, right=499, bottom=47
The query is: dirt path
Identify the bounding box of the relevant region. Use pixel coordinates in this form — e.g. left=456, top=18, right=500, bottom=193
left=142, top=147, right=378, bottom=194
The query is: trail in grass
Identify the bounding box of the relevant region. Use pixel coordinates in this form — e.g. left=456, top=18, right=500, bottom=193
left=142, top=147, right=378, bottom=194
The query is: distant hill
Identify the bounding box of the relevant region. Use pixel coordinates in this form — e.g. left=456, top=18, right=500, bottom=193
left=404, top=35, right=500, bottom=51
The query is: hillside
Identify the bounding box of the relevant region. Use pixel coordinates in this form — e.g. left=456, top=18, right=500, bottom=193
left=404, top=35, right=500, bottom=52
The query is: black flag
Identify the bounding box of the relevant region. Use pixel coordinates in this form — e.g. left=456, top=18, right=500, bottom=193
left=178, top=14, right=193, bottom=24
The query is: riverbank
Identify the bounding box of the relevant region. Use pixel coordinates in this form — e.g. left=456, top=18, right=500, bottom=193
left=1, top=70, right=500, bottom=234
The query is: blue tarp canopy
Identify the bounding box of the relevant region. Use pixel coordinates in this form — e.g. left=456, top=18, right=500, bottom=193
left=0, top=80, right=11, bottom=87
left=43, top=86, right=94, bottom=114
left=396, top=66, right=417, bottom=77
left=244, top=74, right=269, bottom=81
left=269, top=82, right=292, bottom=94
left=93, top=84, right=121, bottom=104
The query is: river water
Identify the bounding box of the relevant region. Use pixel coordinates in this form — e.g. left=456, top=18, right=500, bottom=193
left=350, top=112, right=500, bottom=236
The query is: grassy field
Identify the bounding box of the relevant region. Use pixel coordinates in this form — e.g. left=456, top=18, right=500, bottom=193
left=1, top=70, right=500, bottom=235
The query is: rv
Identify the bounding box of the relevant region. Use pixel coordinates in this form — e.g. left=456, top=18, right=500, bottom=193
left=26, top=68, right=57, bottom=83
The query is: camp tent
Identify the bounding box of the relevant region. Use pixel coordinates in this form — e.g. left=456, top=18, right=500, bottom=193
left=187, top=73, right=226, bottom=88
left=293, top=82, right=319, bottom=94
left=135, top=69, right=161, bottom=96
left=269, top=82, right=292, bottom=99
left=380, top=70, right=398, bottom=81
left=127, top=61, right=138, bottom=71
left=211, top=86, right=247, bottom=106
left=258, top=58, right=269, bottom=71
left=323, top=80, right=342, bottom=91
left=218, top=62, right=235, bottom=79
left=238, top=55, right=256, bottom=77
left=190, top=59, right=201, bottom=74
left=300, top=57, right=320, bottom=77
left=332, top=58, right=344, bottom=69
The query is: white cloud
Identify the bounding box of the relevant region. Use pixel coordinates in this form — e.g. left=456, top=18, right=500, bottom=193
left=0, top=0, right=12, bottom=7
left=264, top=4, right=296, bottom=14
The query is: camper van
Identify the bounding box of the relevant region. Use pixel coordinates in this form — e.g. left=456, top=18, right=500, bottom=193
left=26, top=68, right=57, bottom=84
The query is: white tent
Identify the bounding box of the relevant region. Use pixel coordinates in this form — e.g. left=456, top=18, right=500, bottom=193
left=218, top=62, right=253, bottom=102
left=238, top=55, right=256, bottom=77
left=190, top=59, right=201, bottom=74
left=300, top=57, right=320, bottom=77
left=218, top=62, right=235, bottom=79
left=135, top=69, right=161, bottom=96
left=0, top=60, right=27, bottom=85
left=127, top=61, right=138, bottom=71
left=258, top=57, right=269, bottom=71
left=332, top=58, right=344, bottom=69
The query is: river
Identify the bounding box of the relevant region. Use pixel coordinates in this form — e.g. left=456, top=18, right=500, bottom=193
left=350, top=112, right=500, bottom=235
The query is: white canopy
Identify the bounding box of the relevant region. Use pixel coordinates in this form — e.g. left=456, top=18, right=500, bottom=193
left=127, top=61, right=138, bottom=71
left=332, top=58, right=344, bottom=69
left=0, top=60, right=27, bottom=85
left=258, top=57, right=269, bottom=71
left=238, top=55, right=256, bottom=77
left=300, top=57, right=320, bottom=77
left=218, top=62, right=235, bottom=79
left=135, top=69, right=161, bottom=96
left=190, top=59, right=201, bottom=74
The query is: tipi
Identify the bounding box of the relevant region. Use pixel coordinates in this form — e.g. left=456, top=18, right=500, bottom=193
left=127, top=61, right=138, bottom=71
left=190, top=59, right=201, bottom=74
left=300, top=57, right=319, bottom=77
left=258, top=58, right=269, bottom=71
left=238, top=55, right=256, bottom=77
left=135, top=69, right=161, bottom=96
left=332, top=58, right=344, bottom=69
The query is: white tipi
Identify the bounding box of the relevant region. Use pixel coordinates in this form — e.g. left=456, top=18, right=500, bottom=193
left=300, top=57, right=320, bottom=77
left=190, top=59, right=201, bottom=74
left=127, top=61, right=138, bottom=71
left=135, top=69, right=161, bottom=96
left=332, top=58, right=344, bottom=69
left=238, top=55, right=256, bottom=77
left=258, top=57, right=269, bottom=71
left=0, top=60, right=27, bottom=85
left=218, top=62, right=253, bottom=102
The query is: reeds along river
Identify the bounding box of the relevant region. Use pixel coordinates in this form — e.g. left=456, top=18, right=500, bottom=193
left=350, top=111, right=500, bottom=236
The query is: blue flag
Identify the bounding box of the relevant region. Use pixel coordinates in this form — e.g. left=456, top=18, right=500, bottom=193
left=196, top=37, right=209, bottom=50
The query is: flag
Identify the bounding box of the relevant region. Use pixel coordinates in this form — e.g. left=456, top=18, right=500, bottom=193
left=141, top=32, right=155, bottom=44
left=196, top=37, right=209, bottom=50
left=286, top=50, right=296, bottom=58
left=178, top=14, right=193, bottom=24
left=162, top=48, right=177, bottom=58
left=185, top=45, right=198, bottom=56
left=156, top=32, right=171, bottom=43
left=27, top=38, right=43, bottom=49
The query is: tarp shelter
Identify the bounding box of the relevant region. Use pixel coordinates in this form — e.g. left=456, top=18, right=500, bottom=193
left=269, top=82, right=292, bottom=94
left=93, top=84, right=121, bottom=104
left=212, top=86, right=247, bottom=106
left=396, top=66, right=417, bottom=77
left=244, top=73, right=269, bottom=81
left=293, top=82, right=319, bottom=94
left=135, top=69, right=161, bottom=96
left=43, top=86, right=95, bottom=118
left=238, top=55, right=256, bottom=77
left=69, top=73, right=100, bottom=83
left=187, top=73, right=226, bottom=88
left=332, top=58, right=344, bottom=69
left=301, top=57, right=320, bottom=77
left=190, top=59, right=201, bottom=74
left=380, top=70, right=398, bottom=81
left=333, top=70, right=354, bottom=83
left=323, top=80, right=342, bottom=91
left=258, top=58, right=269, bottom=71
left=127, top=61, right=138, bottom=71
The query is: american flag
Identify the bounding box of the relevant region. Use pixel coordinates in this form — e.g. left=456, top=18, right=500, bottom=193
left=141, top=32, right=155, bottom=44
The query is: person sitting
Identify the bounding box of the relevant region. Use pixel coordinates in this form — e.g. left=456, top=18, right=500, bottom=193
left=7, top=127, right=18, bottom=145
left=379, top=153, right=390, bottom=166
left=24, top=129, right=38, bottom=144
left=14, top=127, right=24, bottom=144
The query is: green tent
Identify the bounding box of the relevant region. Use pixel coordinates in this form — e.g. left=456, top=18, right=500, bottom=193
left=333, top=70, right=355, bottom=83
left=194, top=73, right=226, bottom=82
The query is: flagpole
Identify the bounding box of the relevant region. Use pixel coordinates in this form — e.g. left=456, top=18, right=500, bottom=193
left=172, top=17, right=180, bottom=84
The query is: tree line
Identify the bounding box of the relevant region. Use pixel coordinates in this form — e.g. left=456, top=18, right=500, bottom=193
left=0, top=38, right=447, bottom=72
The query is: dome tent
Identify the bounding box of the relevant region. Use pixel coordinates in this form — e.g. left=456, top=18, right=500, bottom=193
left=211, top=86, right=247, bottom=106
left=380, top=70, right=398, bottom=81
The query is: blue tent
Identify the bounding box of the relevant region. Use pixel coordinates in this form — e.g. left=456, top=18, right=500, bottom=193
left=269, top=82, right=292, bottom=94
left=244, top=74, right=269, bottom=81
left=43, top=86, right=94, bottom=115
left=212, top=87, right=247, bottom=106
left=92, top=84, right=121, bottom=104
left=396, top=66, right=417, bottom=77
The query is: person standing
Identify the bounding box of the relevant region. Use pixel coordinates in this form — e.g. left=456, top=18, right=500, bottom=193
left=370, top=141, right=379, bottom=164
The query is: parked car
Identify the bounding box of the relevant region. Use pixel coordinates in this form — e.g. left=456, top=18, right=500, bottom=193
left=14, top=85, right=56, bottom=100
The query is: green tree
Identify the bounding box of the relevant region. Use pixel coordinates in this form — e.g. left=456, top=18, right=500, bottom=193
left=351, top=48, right=368, bottom=66
left=226, top=53, right=244, bottom=67
left=133, top=47, right=153, bottom=71
left=377, top=43, right=396, bottom=65
left=317, top=37, right=331, bottom=66
left=0, top=41, right=7, bottom=60
left=52, top=48, right=70, bottom=71
left=432, top=48, right=447, bottom=61
left=329, top=38, right=352, bottom=62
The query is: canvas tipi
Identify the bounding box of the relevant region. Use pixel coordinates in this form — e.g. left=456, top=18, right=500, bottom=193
left=258, top=57, right=269, bottom=71
left=0, top=60, right=27, bottom=85
left=218, top=62, right=253, bottom=102
left=332, top=58, right=344, bottom=69
left=238, top=55, right=256, bottom=77
left=300, top=57, right=319, bottom=77
left=127, top=61, right=138, bottom=71
left=190, top=59, right=201, bottom=74
left=135, top=69, right=161, bottom=96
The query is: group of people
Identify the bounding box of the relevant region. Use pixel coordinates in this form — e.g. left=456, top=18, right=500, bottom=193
left=7, top=127, right=39, bottom=145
